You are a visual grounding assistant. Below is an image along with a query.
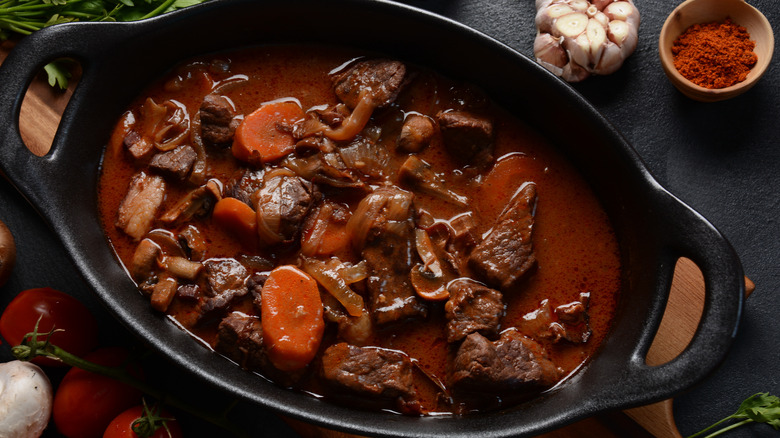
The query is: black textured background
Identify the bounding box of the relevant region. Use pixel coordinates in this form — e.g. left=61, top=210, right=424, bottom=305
left=1, top=0, right=779, bottom=436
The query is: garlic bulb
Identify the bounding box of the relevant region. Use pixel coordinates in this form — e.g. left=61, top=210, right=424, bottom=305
left=534, top=0, right=639, bottom=82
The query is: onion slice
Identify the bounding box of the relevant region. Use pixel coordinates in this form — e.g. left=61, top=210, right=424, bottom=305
left=302, top=257, right=365, bottom=317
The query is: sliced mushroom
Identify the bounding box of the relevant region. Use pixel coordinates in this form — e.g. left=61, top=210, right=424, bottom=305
left=159, top=179, right=221, bottom=226
left=150, top=272, right=179, bottom=312
left=130, top=238, right=162, bottom=282
left=410, top=228, right=449, bottom=301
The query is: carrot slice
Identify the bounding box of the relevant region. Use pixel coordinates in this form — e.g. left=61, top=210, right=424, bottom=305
left=212, top=197, right=257, bottom=242
left=232, top=100, right=304, bottom=164
left=300, top=206, right=351, bottom=257
left=261, top=265, right=324, bottom=371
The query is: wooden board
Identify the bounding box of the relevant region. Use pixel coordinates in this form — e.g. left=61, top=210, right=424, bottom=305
left=0, top=40, right=754, bottom=438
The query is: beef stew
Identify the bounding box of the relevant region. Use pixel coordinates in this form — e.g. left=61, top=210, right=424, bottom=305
left=98, top=45, right=621, bottom=415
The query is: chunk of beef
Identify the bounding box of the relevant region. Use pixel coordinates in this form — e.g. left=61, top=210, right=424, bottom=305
left=517, top=299, right=564, bottom=343
left=116, top=171, right=166, bottom=241
left=445, top=279, right=505, bottom=343
left=469, top=183, right=537, bottom=291
left=200, top=94, right=238, bottom=147
left=123, top=130, right=154, bottom=162
left=253, top=169, right=319, bottom=246
left=215, top=312, right=267, bottom=370
left=149, top=145, right=197, bottom=180
left=349, top=187, right=427, bottom=325
left=176, top=284, right=202, bottom=301
left=397, top=114, right=435, bottom=153
left=293, top=104, right=351, bottom=142
left=331, top=59, right=407, bottom=109
left=519, top=292, right=592, bottom=344
left=225, top=169, right=264, bottom=207
left=450, top=330, right=560, bottom=395
left=200, top=258, right=249, bottom=314
left=246, top=272, right=268, bottom=310
left=321, top=343, right=417, bottom=407
left=436, top=110, right=494, bottom=166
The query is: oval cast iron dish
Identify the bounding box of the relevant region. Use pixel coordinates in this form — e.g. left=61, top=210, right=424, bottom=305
left=0, top=1, right=744, bottom=437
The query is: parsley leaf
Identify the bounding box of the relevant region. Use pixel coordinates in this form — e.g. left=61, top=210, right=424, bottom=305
left=42, top=59, right=71, bottom=89
left=1, top=0, right=210, bottom=89
left=687, top=393, right=780, bottom=438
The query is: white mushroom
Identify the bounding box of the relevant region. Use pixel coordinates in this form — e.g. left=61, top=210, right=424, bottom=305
left=534, top=0, right=640, bottom=82
left=0, top=361, right=53, bottom=438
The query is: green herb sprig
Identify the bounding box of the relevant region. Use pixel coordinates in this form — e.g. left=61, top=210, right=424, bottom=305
left=687, top=392, right=780, bottom=438
left=1, top=0, right=208, bottom=88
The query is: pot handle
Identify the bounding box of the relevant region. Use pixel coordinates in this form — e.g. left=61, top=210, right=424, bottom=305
left=622, top=191, right=744, bottom=403
left=0, top=22, right=117, bottom=195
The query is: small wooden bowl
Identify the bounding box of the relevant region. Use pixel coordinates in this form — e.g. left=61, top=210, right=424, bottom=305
left=659, top=0, right=774, bottom=102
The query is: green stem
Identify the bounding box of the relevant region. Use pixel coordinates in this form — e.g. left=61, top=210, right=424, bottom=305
left=0, top=17, right=43, bottom=31
left=702, top=419, right=754, bottom=438
left=58, top=10, right=101, bottom=19
left=686, top=416, right=735, bottom=438
left=13, top=341, right=251, bottom=438
left=0, top=4, right=56, bottom=13
left=138, top=0, right=175, bottom=20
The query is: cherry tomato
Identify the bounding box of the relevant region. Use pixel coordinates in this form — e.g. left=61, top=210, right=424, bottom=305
left=54, top=347, right=144, bottom=438
left=104, top=405, right=183, bottom=438
left=0, top=287, right=98, bottom=366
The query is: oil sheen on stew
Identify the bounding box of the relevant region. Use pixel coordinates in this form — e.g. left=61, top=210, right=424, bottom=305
left=98, top=45, right=621, bottom=415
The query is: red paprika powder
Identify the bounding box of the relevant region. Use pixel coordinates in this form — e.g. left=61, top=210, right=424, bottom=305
left=672, top=18, right=757, bottom=89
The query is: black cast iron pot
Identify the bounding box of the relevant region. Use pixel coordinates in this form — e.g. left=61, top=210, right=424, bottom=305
left=0, top=1, right=744, bottom=436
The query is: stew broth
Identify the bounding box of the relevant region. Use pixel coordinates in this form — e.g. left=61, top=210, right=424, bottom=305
left=98, top=45, right=620, bottom=415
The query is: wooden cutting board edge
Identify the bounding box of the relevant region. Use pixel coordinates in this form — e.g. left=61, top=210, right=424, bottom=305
left=624, top=258, right=754, bottom=438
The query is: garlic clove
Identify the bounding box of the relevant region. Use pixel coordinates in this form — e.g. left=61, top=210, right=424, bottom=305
left=536, top=3, right=574, bottom=33
left=608, top=19, right=629, bottom=46
left=593, top=11, right=610, bottom=28
left=553, top=12, right=589, bottom=38
left=568, top=0, right=590, bottom=13
left=561, top=61, right=590, bottom=82
left=565, top=32, right=592, bottom=68
left=587, top=18, right=607, bottom=62
left=595, top=43, right=624, bottom=75
left=536, top=0, right=554, bottom=10
left=534, top=33, right=568, bottom=72
left=604, top=1, right=638, bottom=27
